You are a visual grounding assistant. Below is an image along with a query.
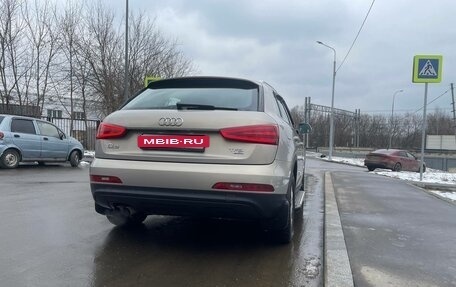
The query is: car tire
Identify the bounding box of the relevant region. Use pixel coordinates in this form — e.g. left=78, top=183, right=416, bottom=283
left=367, top=166, right=375, bottom=171
left=69, top=150, right=80, bottom=167
left=393, top=163, right=402, bottom=172
left=107, top=211, right=147, bottom=227
left=273, top=174, right=295, bottom=244
left=0, top=149, right=20, bottom=169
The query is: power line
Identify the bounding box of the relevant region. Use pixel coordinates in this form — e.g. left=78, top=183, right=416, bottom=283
left=414, top=88, right=451, bottom=113
left=337, top=0, right=376, bottom=73
left=364, top=107, right=452, bottom=114
left=361, top=85, right=452, bottom=114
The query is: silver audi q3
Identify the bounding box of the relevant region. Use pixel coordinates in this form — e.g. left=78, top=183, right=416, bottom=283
left=90, top=76, right=306, bottom=243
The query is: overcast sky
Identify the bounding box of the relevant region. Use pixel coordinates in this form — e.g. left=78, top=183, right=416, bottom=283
left=110, top=0, right=456, bottom=115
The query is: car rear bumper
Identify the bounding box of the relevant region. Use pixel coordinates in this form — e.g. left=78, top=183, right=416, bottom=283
left=90, top=158, right=290, bottom=193
left=364, top=160, right=392, bottom=169
left=90, top=157, right=291, bottom=222
left=365, top=163, right=389, bottom=169
left=92, top=184, right=288, bottom=221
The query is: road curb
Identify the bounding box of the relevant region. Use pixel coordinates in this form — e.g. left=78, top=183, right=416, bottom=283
left=410, top=181, right=456, bottom=192
left=408, top=183, right=456, bottom=206
left=324, top=172, right=354, bottom=287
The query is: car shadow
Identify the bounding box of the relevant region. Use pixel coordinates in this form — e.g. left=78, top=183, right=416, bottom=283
left=90, top=215, right=305, bottom=286
left=88, top=174, right=320, bottom=287
left=12, top=162, right=89, bottom=170
left=16, top=162, right=66, bottom=169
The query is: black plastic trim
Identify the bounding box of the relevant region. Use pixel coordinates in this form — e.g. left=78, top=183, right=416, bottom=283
left=91, top=184, right=287, bottom=220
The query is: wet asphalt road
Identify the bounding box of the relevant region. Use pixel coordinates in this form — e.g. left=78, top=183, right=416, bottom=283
left=4, top=159, right=455, bottom=287
left=332, top=169, right=456, bottom=286
left=311, top=159, right=456, bottom=286
left=0, top=161, right=327, bottom=287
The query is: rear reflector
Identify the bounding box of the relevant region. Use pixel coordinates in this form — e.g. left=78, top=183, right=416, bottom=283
left=220, top=125, right=279, bottom=145
left=96, top=123, right=127, bottom=139
left=212, top=182, right=274, bottom=192
left=90, top=175, right=123, bottom=184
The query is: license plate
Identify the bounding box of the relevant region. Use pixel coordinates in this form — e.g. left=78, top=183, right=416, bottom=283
left=137, top=135, right=210, bottom=149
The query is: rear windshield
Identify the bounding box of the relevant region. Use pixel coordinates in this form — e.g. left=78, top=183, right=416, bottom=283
left=122, top=87, right=259, bottom=111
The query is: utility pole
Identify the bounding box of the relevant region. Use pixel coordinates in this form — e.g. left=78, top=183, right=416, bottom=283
left=451, top=83, right=456, bottom=142
left=123, top=0, right=129, bottom=102
left=355, top=109, right=360, bottom=147
left=316, top=41, right=336, bottom=160
left=304, top=97, right=311, bottom=148
left=451, top=83, right=455, bottom=127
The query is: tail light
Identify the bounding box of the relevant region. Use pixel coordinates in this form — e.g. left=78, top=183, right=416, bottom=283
left=220, top=125, right=279, bottom=145
left=96, top=123, right=126, bottom=139
left=212, top=182, right=274, bottom=192
left=90, top=175, right=123, bottom=184
left=0, top=131, right=4, bottom=140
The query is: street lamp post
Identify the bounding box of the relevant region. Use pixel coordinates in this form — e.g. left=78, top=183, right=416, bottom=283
left=388, top=89, right=404, bottom=149
left=317, top=41, right=336, bottom=160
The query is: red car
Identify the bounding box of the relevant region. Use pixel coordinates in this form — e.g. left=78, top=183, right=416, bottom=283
left=364, top=149, right=426, bottom=172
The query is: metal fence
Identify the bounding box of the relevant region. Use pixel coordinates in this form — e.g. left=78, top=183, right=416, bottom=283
left=422, top=157, right=456, bottom=172
left=42, top=117, right=100, bottom=151
left=0, top=104, right=41, bottom=117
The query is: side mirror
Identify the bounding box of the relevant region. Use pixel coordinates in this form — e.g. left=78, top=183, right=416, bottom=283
left=298, top=122, right=312, bottom=134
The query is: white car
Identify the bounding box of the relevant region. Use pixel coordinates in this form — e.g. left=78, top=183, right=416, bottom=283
left=90, top=76, right=306, bottom=243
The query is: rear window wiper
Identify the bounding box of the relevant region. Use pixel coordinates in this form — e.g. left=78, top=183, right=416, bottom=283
left=176, top=103, right=237, bottom=111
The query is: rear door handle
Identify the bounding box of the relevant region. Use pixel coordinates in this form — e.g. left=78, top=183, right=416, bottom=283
left=43, top=137, right=49, bottom=141
left=14, top=134, right=20, bottom=138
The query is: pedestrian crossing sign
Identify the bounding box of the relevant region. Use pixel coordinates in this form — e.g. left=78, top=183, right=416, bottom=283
left=144, top=76, right=161, bottom=87
left=413, top=55, right=442, bottom=83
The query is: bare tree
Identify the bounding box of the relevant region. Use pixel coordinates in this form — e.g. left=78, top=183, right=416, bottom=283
left=290, top=102, right=455, bottom=150
left=398, top=113, right=422, bottom=149
left=22, top=0, right=59, bottom=111
left=334, top=115, right=355, bottom=147
left=290, top=105, right=304, bottom=128
left=57, top=0, right=87, bottom=132
left=0, top=0, right=27, bottom=111
left=82, top=2, right=125, bottom=115
left=427, top=108, right=454, bottom=135
left=127, top=13, right=194, bottom=97
left=1, top=0, right=195, bottom=119
left=54, top=0, right=95, bottom=145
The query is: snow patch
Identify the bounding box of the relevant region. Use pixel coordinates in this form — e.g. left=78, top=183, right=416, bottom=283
left=310, top=152, right=456, bottom=185
left=429, top=190, right=456, bottom=201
